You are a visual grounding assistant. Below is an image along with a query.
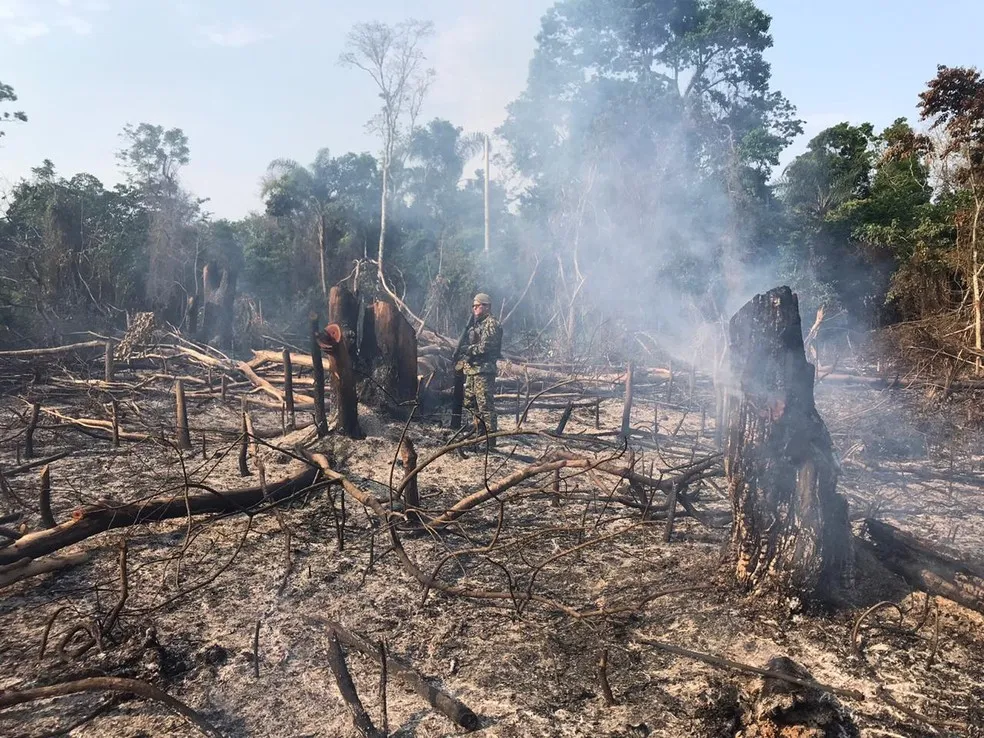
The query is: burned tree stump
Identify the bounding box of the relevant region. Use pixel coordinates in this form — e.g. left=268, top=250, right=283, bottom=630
left=174, top=380, right=192, bottom=450
left=362, top=300, right=417, bottom=414
left=398, top=437, right=419, bottom=521
left=201, top=262, right=238, bottom=349
left=317, top=324, right=364, bottom=439
left=725, top=286, right=852, bottom=605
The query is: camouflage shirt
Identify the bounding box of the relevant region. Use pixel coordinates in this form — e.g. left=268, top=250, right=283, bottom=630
left=462, top=313, right=502, bottom=376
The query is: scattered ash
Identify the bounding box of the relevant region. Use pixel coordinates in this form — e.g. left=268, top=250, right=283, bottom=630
left=0, top=362, right=983, bottom=737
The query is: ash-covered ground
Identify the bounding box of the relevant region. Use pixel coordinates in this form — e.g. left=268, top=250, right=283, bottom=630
left=1, top=360, right=983, bottom=738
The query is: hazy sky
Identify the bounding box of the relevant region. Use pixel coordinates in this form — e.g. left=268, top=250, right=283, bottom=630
left=2, top=0, right=983, bottom=219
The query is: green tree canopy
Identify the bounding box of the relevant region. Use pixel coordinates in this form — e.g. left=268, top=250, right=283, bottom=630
left=0, top=81, right=27, bottom=141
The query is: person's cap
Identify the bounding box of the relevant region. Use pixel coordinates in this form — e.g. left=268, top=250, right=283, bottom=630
left=473, top=293, right=492, bottom=306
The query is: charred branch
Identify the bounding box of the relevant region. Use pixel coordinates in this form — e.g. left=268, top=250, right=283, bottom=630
left=315, top=618, right=480, bottom=732
left=0, top=467, right=319, bottom=565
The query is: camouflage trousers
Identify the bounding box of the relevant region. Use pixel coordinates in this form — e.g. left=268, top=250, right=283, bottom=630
left=464, top=372, right=497, bottom=443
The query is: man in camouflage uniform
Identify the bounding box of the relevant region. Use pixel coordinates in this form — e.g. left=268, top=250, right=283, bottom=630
left=459, top=293, right=502, bottom=446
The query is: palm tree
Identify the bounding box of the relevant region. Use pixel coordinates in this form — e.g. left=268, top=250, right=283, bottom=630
left=261, top=149, right=377, bottom=301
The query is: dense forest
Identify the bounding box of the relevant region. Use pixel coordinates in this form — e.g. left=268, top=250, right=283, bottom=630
left=2, top=1, right=984, bottom=364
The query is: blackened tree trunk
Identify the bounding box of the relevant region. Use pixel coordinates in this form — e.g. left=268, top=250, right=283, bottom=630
left=725, top=286, right=852, bottom=605
left=362, top=299, right=417, bottom=414
left=328, top=284, right=361, bottom=363
left=201, top=262, right=238, bottom=349
left=317, top=323, right=364, bottom=439
left=309, top=314, right=329, bottom=438
left=396, top=307, right=418, bottom=402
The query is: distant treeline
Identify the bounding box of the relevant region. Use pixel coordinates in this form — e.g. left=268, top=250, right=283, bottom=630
left=2, top=2, right=983, bottom=361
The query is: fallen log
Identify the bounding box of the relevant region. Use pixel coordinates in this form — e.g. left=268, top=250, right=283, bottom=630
left=237, top=361, right=314, bottom=407
left=429, top=452, right=720, bottom=527
left=0, top=341, right=105, bottom=359
left=497, top=360, right=670, bottom=385
left=815, top=372, right=892, bottom=388
left=637, top=638, right=864, bottom=701
left=165, top=343, right=233, bottom=369
left=0, top=551, right=90, bottom=589
left=39, top=408, right=149, bottom=443
left=249, top=349, right=313, bottom=369
left=862, top=518, right=984, bottom=616
left=3, top=451, right=71, bottom=476
left=0, top=468, right=319, bottom=565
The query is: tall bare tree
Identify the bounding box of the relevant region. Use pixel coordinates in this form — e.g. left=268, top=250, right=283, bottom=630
left=340, top=19, right=434, bottom=325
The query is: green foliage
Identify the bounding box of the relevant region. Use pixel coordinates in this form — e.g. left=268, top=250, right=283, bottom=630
left=780, top=117, right=963, bottom=324
left=259, top=149, right=380, bottom=300
left=117, top=124, right=190, bottom=192
left=7, top=34, right=984, bottom=352
left=0, top=161, right=149, bottom=340
left=0, top=81, right=27, bottom=140
left=499, top=0, right=802, bottom=336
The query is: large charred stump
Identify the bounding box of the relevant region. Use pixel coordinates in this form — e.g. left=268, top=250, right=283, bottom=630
left=396, top=308, right=418, bottom=401
left=201, top=262, right=238, bottom=349
left=362, top=300, right=417, bottom=414
left=185, top=293, right=200, bottom=335
left=725, top=286, right=852, bottom=605
left=317, top=324, right=364, bottom=439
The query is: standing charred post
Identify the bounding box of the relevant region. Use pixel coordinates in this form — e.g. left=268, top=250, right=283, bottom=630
left=398, top=437, right=419, bottom=523
left=725, top=286, right=852, bottom=606
left=239, top=397, right=250, bottom=476
left=39, top=465, right=55, bottom=529
left=110, top=399, right=120, bottom=448
left=317, top=324, right=364, bottom=439
left=282, top=349, right=296, bottom=432
left=174, top=380, right=192, bottom=450
left=25, top=403, right=40, bottom=459
left=620, top=361, right=634, bottom=439
left=104, top=341, right=114, bottom=383
left=309, top=314, right=329, bottom=438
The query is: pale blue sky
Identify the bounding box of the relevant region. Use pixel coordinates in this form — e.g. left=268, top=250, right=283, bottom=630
left=1, top=1, right=982, bottom=218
